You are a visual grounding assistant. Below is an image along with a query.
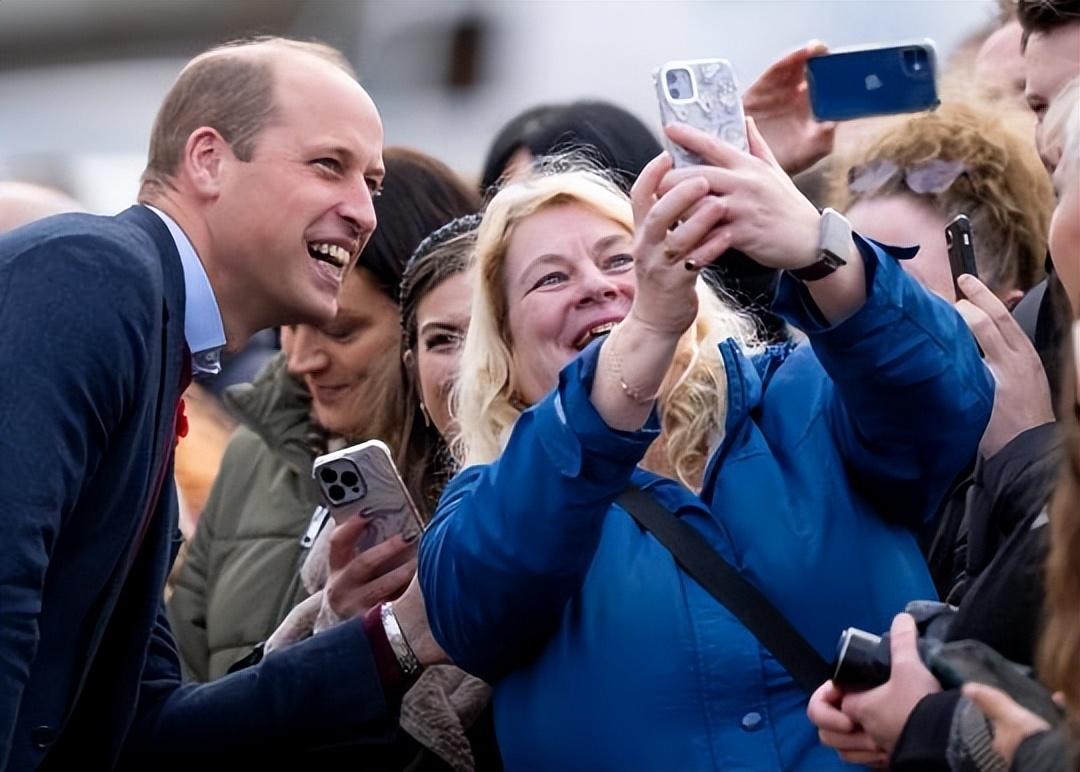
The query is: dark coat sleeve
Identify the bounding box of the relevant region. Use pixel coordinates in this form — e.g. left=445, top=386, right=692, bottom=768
left=890, top=691, right=962, bottom=771
left=120, top=607, right=397, bottom=768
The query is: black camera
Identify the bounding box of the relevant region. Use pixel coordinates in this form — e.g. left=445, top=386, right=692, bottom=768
left=832, top=627, right=935, bottom=691
left=833, top=624, right=1064, bottom=725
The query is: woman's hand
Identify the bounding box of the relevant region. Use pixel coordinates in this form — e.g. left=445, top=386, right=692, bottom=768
left=626, top=151, right=727, bottom=335
left=954, top=274, right=1055, bottom=459
left=660, top=119, right=868, bottom=323
left=807, top=680, right=890, bottom=767
left=963, top=683, right=1052, bottom=766
left=322, top=515, right=417, bottom=622
left=658, top=119, right=824, bottom=271
left=589, top=151, right=724, bottom=430
left=743, top=41, right=836, bottom=175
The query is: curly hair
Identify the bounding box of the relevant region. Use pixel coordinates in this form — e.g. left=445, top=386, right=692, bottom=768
left=452, top=165, right=758, bottom=488
left=830, top=101, right=1053, bottom=296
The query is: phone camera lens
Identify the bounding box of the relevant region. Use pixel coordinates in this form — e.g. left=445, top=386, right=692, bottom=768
left=341, top=470, right=359, bottom=487
left=319, top=467, right=338, bottom=483
left=666, top=68, right=693, bottom=101
left=328, top=483, right=345, bottom=502
left=902, top=47, right=929, bottom=77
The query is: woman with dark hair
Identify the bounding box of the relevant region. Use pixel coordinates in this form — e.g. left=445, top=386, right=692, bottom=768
left=480, top=100, right=662, bottom=194
left=167, top=147, right=481, bottom=684
left=395, top=214, right=506, bottom=772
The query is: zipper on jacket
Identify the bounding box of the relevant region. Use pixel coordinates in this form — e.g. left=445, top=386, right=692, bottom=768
left=299, top=504, right=331, bottom=548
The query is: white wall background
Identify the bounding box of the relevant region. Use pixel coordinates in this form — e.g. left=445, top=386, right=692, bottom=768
left=0, top=0, right=1000, bottom=213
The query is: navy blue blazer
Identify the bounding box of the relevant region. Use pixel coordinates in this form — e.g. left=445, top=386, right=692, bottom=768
left=0, top=206, right=395, bottom=770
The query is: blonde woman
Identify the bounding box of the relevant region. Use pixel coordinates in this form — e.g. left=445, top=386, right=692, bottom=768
left=419, top=121, right=992, bottom=771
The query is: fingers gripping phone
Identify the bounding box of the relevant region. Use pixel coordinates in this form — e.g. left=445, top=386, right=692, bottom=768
left=312, top=440, right=423, bottom=552
left=654, top=57, right=748, bottom=165
left=806, top=40, right=939, bottom=121
left=946, top=214, right=978, bottom=298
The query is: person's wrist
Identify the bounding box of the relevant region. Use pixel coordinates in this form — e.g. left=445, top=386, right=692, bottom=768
left=360, top=604, right=416, bottom=702
left=625, top=301, right=697, bottom=339
left=786, top=205, right=826, bottom=270
left=382, top=601, right=422, bottom=676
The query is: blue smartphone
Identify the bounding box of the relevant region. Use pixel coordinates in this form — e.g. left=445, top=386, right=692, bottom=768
left=805, top=40, right=939, bottom=121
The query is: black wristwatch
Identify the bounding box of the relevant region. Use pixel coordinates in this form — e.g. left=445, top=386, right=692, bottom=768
left=788, top=208, right=851, bottom=282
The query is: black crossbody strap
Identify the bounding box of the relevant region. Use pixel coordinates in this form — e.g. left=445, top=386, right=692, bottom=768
left=617, top=484, right=831, bottom=693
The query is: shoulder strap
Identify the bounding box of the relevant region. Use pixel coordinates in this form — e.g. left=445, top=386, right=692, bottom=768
left=616, top=484, right=831, bottom=693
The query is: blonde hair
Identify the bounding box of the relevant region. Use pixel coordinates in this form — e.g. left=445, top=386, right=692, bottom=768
left=830, top=101, right=1053, bottom=296
left=453, top=168, right=758, bottom=488
left=1043, top=77, right=1080, bottom=182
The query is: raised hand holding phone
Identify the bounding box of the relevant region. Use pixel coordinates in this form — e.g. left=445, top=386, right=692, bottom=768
left=743, top=41, right=837, bottom=175
left=954, top=274, right=1054, bottom=458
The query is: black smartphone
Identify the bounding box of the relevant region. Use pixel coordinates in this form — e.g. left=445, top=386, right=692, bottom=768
left=946, top=214, right=978, bottom=298
left=806, top=40, right=939, bottom=121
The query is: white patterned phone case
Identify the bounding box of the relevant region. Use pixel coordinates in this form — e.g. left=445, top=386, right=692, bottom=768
left=654, top=58, right=748, bottom=166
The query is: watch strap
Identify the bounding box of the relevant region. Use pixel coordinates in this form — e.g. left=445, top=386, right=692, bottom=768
left=789, top=208, right=850, bottom=282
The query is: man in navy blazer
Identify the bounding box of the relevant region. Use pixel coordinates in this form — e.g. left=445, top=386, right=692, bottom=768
left=0, top=37, right=440, bottom=770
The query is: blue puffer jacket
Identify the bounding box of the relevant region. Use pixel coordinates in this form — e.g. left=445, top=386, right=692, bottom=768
left=420, top=238, right=993, bottom=772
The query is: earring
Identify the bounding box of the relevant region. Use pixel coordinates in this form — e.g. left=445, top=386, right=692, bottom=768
left=418, top=400, right=432, bottom=428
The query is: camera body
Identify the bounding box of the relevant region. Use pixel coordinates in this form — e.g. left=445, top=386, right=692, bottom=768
left=833, top=621, right=1063, bottom=724
left=832, top=627, right=935, bottom=691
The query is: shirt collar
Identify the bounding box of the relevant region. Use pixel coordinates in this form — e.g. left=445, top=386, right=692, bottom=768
left=146, top=205, right=226, bottom=375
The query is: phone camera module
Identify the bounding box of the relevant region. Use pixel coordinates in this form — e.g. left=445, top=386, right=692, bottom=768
left=902, top=47, right=930, bottom=77
left=666, top=68, right=694, bottom=101
left=319, top=467, right=338, bottom=484
left=340, top=470, right=359, bottom=488
left=327, top=483, right=346, bottom=502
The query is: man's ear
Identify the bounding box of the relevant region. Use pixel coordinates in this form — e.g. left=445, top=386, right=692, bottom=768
left=182, top=127, right=232, bottom=199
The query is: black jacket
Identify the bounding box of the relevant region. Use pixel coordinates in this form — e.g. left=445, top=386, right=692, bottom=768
left=892, top=423, right=1062, bottom=771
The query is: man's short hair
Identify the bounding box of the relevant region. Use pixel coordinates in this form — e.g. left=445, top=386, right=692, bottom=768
left=139, top=37, right=356, bottom=198
left=1017, top=0, right=1080, bottom=46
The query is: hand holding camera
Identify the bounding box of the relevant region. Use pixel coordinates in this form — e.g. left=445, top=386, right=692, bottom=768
left=831, top=613, right=943, bottom=755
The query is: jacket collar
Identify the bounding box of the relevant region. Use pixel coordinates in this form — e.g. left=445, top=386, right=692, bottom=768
left=224, top=352, right=317, bottom=475
left=698, top=339, right=797, bottom=500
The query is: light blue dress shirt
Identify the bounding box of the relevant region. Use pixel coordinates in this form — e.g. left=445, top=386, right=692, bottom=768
left=146, top=206, right=226, bottom=376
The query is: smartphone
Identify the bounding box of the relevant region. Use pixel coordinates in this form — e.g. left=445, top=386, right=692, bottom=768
left=312, top=439, right=423, bottom=552
left=946, top=214, right=978, bottom=298
left=654, top=57, right=748, bottom=166
left=805, top=40, right=939, bottom=121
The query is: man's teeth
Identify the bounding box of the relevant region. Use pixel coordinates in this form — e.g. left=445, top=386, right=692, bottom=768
left=309, top=242, right=349, bottom=268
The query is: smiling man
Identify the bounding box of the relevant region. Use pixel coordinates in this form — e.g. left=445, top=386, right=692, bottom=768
left=0, top=37, right=442, bottom=771
left=1019, top=0, right=1080, bottom=122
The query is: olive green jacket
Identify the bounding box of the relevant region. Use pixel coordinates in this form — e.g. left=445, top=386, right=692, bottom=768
left=167, top=353, right=323, bottom=681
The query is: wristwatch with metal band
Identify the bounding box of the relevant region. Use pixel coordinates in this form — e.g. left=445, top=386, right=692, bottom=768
left=788, top=207, right=851, bottom=282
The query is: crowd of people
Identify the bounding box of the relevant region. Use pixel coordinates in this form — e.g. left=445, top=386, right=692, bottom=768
left=0, top=0, right=1078, bottom=770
